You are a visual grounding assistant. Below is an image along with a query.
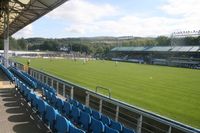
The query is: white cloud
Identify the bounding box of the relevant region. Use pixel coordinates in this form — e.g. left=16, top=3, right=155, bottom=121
left=160, top=0, right=200, bottom=17
left=47, top=0, right=118, bottom=24
left=45, top=0, right=200, bottom=37
left=65, top=24, right=86, bottom=34
left=12, top=24, right=33, bottom=38
left=160, top=0, right=200, bottom=31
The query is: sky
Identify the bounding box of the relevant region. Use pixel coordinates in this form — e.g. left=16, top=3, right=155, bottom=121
left=13, top=0, right=200, bottom=38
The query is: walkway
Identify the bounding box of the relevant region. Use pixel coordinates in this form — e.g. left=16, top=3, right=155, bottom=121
left=0, top=70, right=49, bottom=133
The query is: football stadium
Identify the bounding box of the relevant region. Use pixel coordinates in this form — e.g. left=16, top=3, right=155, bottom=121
left=0, top=0, right=200, bottom=133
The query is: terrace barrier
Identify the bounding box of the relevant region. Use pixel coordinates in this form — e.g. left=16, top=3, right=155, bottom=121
left=13, top=61, right=200, bottom=133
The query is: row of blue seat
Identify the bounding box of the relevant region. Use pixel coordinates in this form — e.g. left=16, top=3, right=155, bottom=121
left=15, top=78, right=85, bottom=133
left=22, top=71, right=56, bottom=95
left=10, top=67, right=37, bottom=89
left=14, top=67, right=135, bottom=133
left=68, top=99, right=135, bottom=133
left=42, top=90, right=135, bottom=133
left=0, top=64, right=14, bottom=82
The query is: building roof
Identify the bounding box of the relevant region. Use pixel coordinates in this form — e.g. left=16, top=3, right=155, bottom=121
left=0, top=0, right=68, bottom=38
left=111, top=46, right=200, bottom=52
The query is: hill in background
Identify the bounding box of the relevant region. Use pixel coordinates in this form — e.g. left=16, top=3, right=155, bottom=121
left=1, top=36, right=200, bottom=55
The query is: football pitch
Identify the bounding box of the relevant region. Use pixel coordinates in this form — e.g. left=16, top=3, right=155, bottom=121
left=14, top=58, right=200, bottom=128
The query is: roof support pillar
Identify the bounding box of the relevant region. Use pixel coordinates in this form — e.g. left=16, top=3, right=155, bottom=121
left=3, top=2, right=9, bottom=67
left=4, top=37, right=9, bottom=67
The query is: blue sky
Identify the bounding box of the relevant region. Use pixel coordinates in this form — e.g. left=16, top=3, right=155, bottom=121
left=13, top=0, right=200, bottom=38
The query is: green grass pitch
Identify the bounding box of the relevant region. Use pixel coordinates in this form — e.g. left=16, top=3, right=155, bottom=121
left=14, top=58, right=200, bottom=128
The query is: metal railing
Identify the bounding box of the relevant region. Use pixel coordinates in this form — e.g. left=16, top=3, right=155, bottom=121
left=95, top=86, right=111, bottom=98
left=13, top=61, right=200, bottom=133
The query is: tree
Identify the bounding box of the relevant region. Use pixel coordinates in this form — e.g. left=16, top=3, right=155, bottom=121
left=156, top=36, right=170, bottom=46
left=17, top=38, right=27, bottom=50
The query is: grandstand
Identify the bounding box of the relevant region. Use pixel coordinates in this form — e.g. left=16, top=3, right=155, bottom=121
left=109, top=46, right=200, bottom=69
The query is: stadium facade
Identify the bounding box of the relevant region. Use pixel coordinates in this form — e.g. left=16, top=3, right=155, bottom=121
left=109, top=46, right=200, bottom=69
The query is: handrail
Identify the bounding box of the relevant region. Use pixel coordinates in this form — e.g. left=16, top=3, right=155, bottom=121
left=86, top=91, right=200, bottom=133
left=29, top=66, right=200, bottom=133
left=95, top=86, right=111, bottom=98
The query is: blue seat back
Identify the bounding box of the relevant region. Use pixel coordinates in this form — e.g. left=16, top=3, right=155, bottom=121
left=38, top=99, right=47, bottom=114
left=32, top=95, right=40, bottom=108
left=110, top=120, right=123, bottom=132
left=78, top=103, right=85, bottom=111
left=122, top=127, right=135, bottom=133
left=90, top=117, right=104, bottom=133
left=84, top=106, right=92, bottom=115
left=29, top=92, right=36, bottom=105
left=24, top=87, right=31, bottom=99
left=47, top=91, right=53, bottom=102
left=43, top=89, right=48, bottom=97
left=71, top=106, right=80, bottom=122
left=79, top=111, right=91, bottom=130
left=105, top=124, right=119, bottom=133
left=92, top=110, right=101, bottom=120
left=27, top=91, right=34, bottom=102
left=55, top=114, right=69, bottom=133
left=0, top=64, right=14, bottom=81
left=69, top=99, right=79, bottom=107
left=55, top=98, right=64, bottom=112
left=69, top=125, right=85, bottom=133
left=48, top=86, right=56, bottom=95
left=101, top=115, right=111, bottom=126
left=45, top=105, right=58, bottom=123
left=51, top=95, right=57, bottom=106
left=63, top=101, right=72, bottom=117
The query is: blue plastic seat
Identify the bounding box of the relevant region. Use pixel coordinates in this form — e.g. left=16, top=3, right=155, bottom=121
left=110, top=120, right=123, bottom=132
left=24, top=87, right=31, bottom=100
left=71, top=99, right=79, bottom=107
left=29, top=92, right=36, bottom=106
left=105, top=124, right=119, bottom=133
left=27, top=91, right=34, bottom=102
left=92, top=110, right=101, bottom=120
left=0, top=64, right=14, bottom=82
left=47, top=86, right=56, bottom=95
left=69, top=125, right=85, bottom=133
left=84, top=106, right=92, bottom=115
left=90, top=117, right=104, bottom=133
left=122, top=126, right=135, bottom=133
left=18, top=81, right=23, bottom=93
left=101, top=115, right=111, bottom=126
left=78, top=103, right=85, bottom=111
left=54, top=114, right=69, bottom=133
left=37, top=99, right=47, bottom=118
left=50, top=95, right=57, bottom=107
left=21, top=84, right=26, bottom=95
left=55, top=98, right=64, bottom=112
left=44, top=105, right=58, bottom=129
left=32, top=94, right=40, bottom=108
left=79, top=111, right=91, bottom=130
left=63, top=101, right=72, bottom=118
left=71, top=106, right=80, bottom=123
left=46, top=91, right=53, bottom=103
left=43, top=89, right=48, bottom=97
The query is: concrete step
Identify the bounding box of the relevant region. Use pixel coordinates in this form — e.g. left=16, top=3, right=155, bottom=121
left=0, top=81, right=15, bottom=89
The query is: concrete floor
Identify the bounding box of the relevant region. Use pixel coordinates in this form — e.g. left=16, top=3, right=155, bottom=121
left=0, top=70, right=50, bottom=133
